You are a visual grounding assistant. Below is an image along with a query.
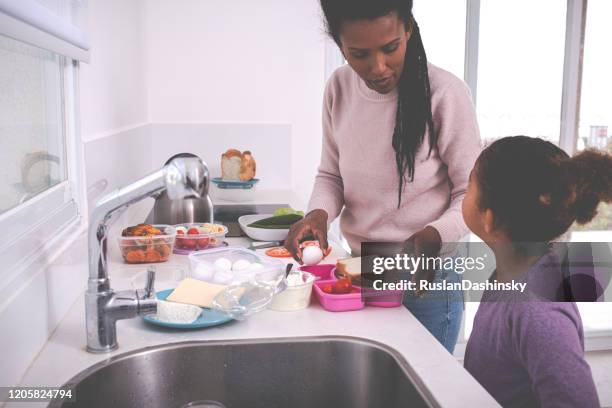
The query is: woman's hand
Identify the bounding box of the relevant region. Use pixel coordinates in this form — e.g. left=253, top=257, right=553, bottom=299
left=404, top=226, right=442, bottom=296
left=284, top=209, right=329, bottom=264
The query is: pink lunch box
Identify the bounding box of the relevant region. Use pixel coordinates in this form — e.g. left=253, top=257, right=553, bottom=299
left=329, top=268, right=404, bottom=308
left=298, top=264, right=335, bottom=280
left=313, top=279, right=365, bottom=312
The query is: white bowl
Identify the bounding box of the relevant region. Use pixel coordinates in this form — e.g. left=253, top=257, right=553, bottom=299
left=238, top=214, right=291, bottom=242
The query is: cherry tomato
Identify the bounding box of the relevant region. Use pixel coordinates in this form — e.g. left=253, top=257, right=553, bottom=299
left=333, top=278, right=352, bottom=294
left=181, top=238, right=197, bottom=250
left=322, top=284, right=334, bottom=294
left=187, top=227, right=200, bottom=235
left=196, top=237, right=210, bottom=249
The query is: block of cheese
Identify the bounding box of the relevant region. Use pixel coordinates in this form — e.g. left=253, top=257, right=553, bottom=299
left=166, top=278, right=228, bottom=308
left=336, top=257, right=361, bottom=279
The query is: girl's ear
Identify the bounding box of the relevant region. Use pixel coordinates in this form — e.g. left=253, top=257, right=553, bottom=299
left=483, top=209, right=495, bottom=235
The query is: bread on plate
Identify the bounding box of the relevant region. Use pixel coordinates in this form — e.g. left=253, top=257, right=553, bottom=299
left=221, top=149, right=256, bottom=181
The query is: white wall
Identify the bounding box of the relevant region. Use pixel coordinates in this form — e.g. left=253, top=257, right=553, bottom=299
left=144, top=0, right=327, bottom=202
left=0, top=0, right=151, bottom=389
left=80, top=0, right=148, bottom=141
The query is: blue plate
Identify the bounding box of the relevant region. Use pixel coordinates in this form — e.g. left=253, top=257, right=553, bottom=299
left=143, top=289, right=233, bottom=329
left=211, top=177, right=259, bottom=189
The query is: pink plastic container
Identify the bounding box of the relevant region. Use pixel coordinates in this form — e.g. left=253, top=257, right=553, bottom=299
left=359, top=286, right=404, bottom=308
left=328, top=271, right=404, bottom=308
left=313, top=279, right=365, bottom=312
left=299, top=264, right=335, bottom=280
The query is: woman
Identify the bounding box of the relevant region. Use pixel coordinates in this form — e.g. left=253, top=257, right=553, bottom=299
left=462, top=136, right=607, bottom=407
left=285, top=0, right=481, bottom=353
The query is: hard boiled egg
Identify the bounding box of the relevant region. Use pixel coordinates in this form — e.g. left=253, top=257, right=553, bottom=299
left=232, top=259, right=252, bottom=271
left=213, top=257, right=232, bottom=271
left=192, top=263, right=215, bottom=281
left=302, top=245, right=323, bottom=266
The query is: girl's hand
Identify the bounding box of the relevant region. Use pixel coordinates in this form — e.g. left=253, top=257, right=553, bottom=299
left=284, top=209, right=329, bottom=264
left=404, top=226, right=442, bottom=296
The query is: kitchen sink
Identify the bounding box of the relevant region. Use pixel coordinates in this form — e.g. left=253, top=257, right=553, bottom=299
left=49, top=336, right=437, bottom=408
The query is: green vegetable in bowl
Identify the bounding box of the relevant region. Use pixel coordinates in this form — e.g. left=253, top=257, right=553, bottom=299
left=273, top=207, right=304, bottom=217
left=248, top=213, right=303, bottom=229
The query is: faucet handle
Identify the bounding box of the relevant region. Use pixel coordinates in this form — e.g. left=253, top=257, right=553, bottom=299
left=144, top=266, right=156, bottom=298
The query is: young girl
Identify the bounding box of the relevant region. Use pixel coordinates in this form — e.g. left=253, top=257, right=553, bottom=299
left=462, top=136, right=610, bottom=407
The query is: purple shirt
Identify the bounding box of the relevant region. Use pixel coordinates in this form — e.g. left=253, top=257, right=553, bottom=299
left=464, top=254, right=600, bottom=408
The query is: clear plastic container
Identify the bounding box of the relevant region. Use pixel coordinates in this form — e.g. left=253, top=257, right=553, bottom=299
left=269, top=271, right=315, bottom=311
left=117, top=224, right=176, bottom=264
left=174, top=223, right=228, bottom=253
left=188, top=246, right=285, bottom=286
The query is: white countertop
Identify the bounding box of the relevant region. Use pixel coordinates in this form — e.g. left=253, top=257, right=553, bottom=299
left=7, top=193, right=499, bottom=408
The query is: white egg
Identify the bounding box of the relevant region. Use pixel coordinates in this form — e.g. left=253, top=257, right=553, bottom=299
left=192, top=263, right=215, bottom=281
left=302, top=245, right=323, bottom=266
left=214, top=257, right=232, bottom=271
left=232, top=259, right=252, bottom=271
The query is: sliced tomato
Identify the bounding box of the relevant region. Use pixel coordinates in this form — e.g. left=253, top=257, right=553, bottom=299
left=265, top=247, right=292, bottom=258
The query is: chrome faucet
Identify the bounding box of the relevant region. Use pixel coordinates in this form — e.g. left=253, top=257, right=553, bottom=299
left=86, top=157, right=209, bottom=353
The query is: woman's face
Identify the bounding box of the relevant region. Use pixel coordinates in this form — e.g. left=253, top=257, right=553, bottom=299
left=339, top=12, right=410, bottom=94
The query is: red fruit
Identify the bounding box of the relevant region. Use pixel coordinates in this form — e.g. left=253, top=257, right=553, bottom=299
left=181, top=238, right=197, bottom=250
left=333, top=278, right=352, bottom=294
left=187, top=227, right=200, bottom=235
left=196, top=237, right=210, bottom=249
left=176, top=230, right=185, bottom=235
left=322, top=284, right=334, bottom=294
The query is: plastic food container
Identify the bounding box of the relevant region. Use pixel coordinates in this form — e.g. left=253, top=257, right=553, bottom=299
left=330, top=268, right=404, bottom=308
left=118, top=225, right=176, bottom=264
left=299, top=264, right=335, bottom=280
left=188, top=246, right=285, bottom=286
left=269, top=271, right=315, bottom=311
left=174, top=223, right=228, bottom=254
left=360, top=287, right=404, bottom=308
left=313, top=279, right=365, bottom=312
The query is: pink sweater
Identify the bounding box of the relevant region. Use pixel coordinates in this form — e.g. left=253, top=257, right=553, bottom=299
left=308, top=63, right=481, bottom=255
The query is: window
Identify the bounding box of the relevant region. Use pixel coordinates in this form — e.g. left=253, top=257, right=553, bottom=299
left=456, top=0, right=612, bottom=355
left=571, top=0, right=612, bottom=234
left=0, top=0, right=88, bottom=291
left=476, top=0, right=567, bottom=145
left=413, top=0, right=466, bottom=80
left=0, top=36, right=67, bottom=214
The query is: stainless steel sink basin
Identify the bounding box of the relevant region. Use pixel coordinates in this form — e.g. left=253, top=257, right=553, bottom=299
left=50, top=336, right=437, bottom=408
